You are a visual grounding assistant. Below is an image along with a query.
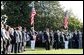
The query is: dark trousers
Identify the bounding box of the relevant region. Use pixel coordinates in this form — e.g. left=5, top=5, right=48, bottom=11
left=14, top=43, right=20, bottom=53
left=45, top=41, right=50, bottom=50
left=17, top=42, right=22, bottom=52
left=26, top=41, right=30, bottom=46
left=3, top=43, right=6, bottom=54
left=54, top=41, right=59, bottom=49
left=68, top=39, right=72, bottom=48
left=72, top=40, right=79, bottom=48
left=11, top=44, right=15, bottom=53
left=59, top=41, right=64, bottom=49
left=14, top=43, right=18, bottom=53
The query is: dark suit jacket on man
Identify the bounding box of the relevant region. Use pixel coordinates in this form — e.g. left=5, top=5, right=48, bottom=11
left=44, top=32, right=50, bottom=42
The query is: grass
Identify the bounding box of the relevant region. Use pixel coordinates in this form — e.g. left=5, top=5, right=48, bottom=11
left=11, top=47, right=83, bottom=54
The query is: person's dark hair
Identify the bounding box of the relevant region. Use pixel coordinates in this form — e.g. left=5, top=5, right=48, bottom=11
left=22, top=27, right=26, bottom=31
left=22, top=27, right=24, bottom=30
left=6, top=26, right=10, bottom=31
left=16, top=27, right=19, bottom=30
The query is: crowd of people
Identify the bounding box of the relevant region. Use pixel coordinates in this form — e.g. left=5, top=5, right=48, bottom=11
left=1, top=22, right=83, bottom=54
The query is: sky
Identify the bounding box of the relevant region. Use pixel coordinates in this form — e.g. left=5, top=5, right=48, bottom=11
left=59, top=1, right=83, bottom=23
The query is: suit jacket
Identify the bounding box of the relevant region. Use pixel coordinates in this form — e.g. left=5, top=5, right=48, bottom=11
left=37, top=33, right=42, bottom=41
left=29, top=32, right=33, bottom=40
left=43, top=31, right=50, bottom=42
left=13, top=30, right=16, bottom=42
left=50, top=32, right=54, bottom=42
left=60, top=34, right=64, bottom=43
left=72, top=33, right=79, bottom=41
left=64, top=34, right=68, bottom=41
left=54, top=32, right=58, bottom=42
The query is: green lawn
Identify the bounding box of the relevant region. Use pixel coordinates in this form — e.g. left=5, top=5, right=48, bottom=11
left=12, top=47, right=83, bottom=54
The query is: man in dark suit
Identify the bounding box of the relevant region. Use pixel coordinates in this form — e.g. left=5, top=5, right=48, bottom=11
left=72, top=30, right=79, bottom=48
left=59, top=32, right=64, bottom=49
left=44, top=28, right=50, bottom=50
left=12, top=28, right=16, bottom=53
left=77, top=31, right=82, bottom=49
left=54, top=31, right=59, bottom=49
left=41, top=31, right=45, bottom=48
left=68, top=32, right=72, bottom=49
left=14, top=27, right=19, bottom=53
left=39, top=31, right=43, bottom=47
left=36, top=31, right=42, bottom=47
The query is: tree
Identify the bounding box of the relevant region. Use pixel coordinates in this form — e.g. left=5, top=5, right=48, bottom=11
left=2, top=1, right=64, bottom=31
left=68, top=16, right=83, bottom=31
left=2, top=1, right=32, bottom=30
left=34, top=1, right=64, bottom=31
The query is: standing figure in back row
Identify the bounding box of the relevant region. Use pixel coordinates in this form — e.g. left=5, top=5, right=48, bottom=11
left=22, top=27, right=27, bottom=51
left=44, top=28, right=50, bottom=50
left=50, top=29, right=54, bottom=49
left=30, top=27, right=36, bottom=50
left=72, top=30, right=79, bottom=48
